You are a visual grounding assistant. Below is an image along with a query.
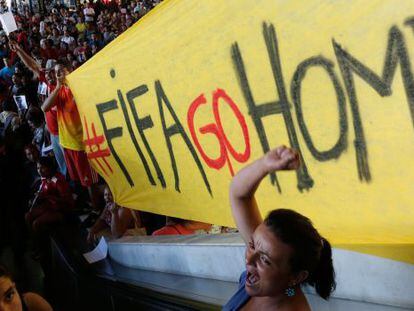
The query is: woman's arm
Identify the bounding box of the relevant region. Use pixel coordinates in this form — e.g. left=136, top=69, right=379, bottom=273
left=87, top=209, right=110, bottom=243
left=41, top=82, right=61, bottom=112
left=110, top=205, right=133, bottom=238
left=10, top=41, right=41, bottom=78
left=230, top=146, right=299, bottom=244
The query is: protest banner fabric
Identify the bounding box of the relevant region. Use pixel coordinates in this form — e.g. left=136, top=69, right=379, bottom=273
left=68, top=0, right=414, bottom=263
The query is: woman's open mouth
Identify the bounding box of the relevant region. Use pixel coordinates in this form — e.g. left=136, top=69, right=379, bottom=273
left=246, top=270, right=260, bottom=287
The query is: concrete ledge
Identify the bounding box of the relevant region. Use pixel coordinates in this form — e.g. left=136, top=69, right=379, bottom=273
left=108, top=234, right=414, bottom=309
left=109, top=234, right=245, bottom=282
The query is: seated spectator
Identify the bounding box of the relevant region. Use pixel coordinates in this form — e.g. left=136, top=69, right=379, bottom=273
left=83, top=2, right=96, bottom=23
left=73, top=38, right=86, bottom=62
left=21, top=74, right=39, bottom=107
left=2, top=113, right=31, bottom=156
left=0, top=264, right=53, bottom=311
left=66, top=52, right=74, bottom=65
left=60, top=30, right=76, bottom=50
left=26, top=107, right=46, bottom=152
left=24, top=143, right=40, bottom=165
left=29, top=27, right=41, bottom=47
left=0, top=57, right=15, bottom=86
left=0, top=99, right=18, bottom=129
left=88, top=32, right=103, bottom=49
left=23, top=144, right=41, bottom=195
left=102, top=26, right=114, bottom=44
left=0, top=42, right=9, bottom=59
left=39, top=19, right=46, bottom=37
left=133, top=1, right=143, bottom=15
left=39, top=39, right=58, bottom=60
left=15, top=26, right=29, bottom=52
left=25, top=157, right=73, bottom=234
left=75, top=17, right=86, bottom=39
left=47, top=28, right=61, bottom=47
left=0, top=99, right=32, bottom=156
left=71, top=60, right=79, bottom=70
left=0, top=97, right=31, bottom=150
left=73, top=39, right=86, bottom=63
left=152, top=217, right=212, bottom=236
left=10, top=73, right=26, bottom=97
left=87, top=185, right=145, bottom=242
left=57, top=42, right=69, bottom=60
left=83, top=22, right=95, bottom=42
left=90, top=43, right=99, bottom=56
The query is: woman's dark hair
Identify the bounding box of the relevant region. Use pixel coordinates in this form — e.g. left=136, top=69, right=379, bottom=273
left=0, top=264, right=12, bottom=279
left=37, top=156, right=57, bottom=174
left=56, top=59, right=70, bottom=69
left=2, top=98, right=17, bottom=112
left=26, top=107, right=44, bottom=127
left=12, top=72, right=23, bottom=79
left=24, top=143, right=40, bottom=155
left=264, top=209, right=336, bottom=300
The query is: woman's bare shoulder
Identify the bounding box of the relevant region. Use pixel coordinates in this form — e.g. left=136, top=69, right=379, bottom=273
left=22, top=292, right=53, bottom=311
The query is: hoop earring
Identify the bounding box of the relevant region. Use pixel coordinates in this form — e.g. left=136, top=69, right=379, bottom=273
left=285, top=286, right=296, bottom=297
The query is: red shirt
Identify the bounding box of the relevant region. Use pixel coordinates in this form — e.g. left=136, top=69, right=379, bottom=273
left=40, top=47, right=59, bottom=60
left=152, top=224, right=195, bottom=236
left=39, top=71, right=59, bottom=135
left=39, top=173, right=73, bottom=210
left=17, top=31, right=29, bottom=52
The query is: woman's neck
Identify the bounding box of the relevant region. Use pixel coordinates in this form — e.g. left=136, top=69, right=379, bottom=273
left=246, top=287, right=310, bottom=311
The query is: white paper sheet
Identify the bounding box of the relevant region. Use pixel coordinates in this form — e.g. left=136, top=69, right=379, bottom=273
left=0, top=11, right=17, bottom=35
left=83, top=237, right=108, bottom=264
left=13, top=95, right=27, bottom=111
left=37, top=82, right=48, bottom=95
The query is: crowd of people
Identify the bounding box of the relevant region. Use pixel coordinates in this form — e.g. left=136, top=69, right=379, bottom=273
left=0, top=0, right=230, bottom=306
left=0, top=0, right=187, bottom=309
left=0, top=0, right=337, bottom=310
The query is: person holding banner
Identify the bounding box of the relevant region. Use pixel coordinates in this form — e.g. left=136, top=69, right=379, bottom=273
left=41, top=63, right=99, bottom=206
left=224, top=146, right=335, bottom=311
left=87, top=185, right=146, bottom=242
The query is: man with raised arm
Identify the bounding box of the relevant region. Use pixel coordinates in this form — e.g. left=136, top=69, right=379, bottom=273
left=10, top=40, right=67, bottom=176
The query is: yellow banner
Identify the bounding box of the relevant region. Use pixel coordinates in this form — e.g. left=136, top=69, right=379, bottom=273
left=68, top=0, right=414, bottom=263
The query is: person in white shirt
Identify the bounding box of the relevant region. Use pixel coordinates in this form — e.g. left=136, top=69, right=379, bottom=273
left=83, top=3, right=95, bottom=23
left=60, top=30, right=75, bottom=49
